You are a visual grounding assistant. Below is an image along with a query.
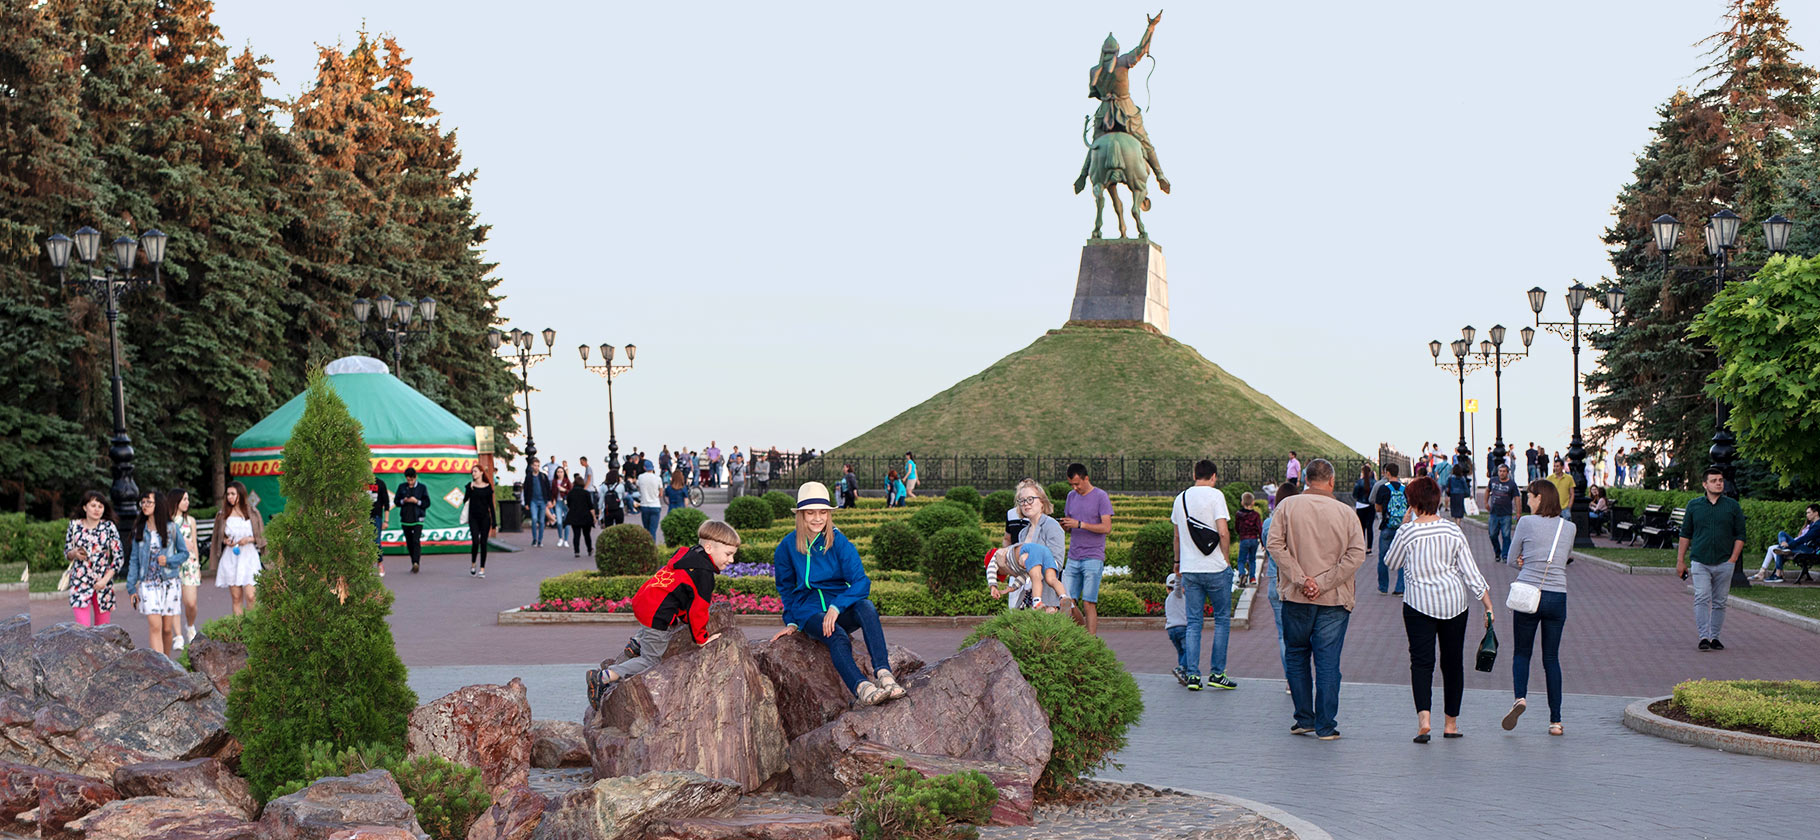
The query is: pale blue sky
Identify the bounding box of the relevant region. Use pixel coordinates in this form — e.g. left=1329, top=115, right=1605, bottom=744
left=213, top=1, right=1792, bottom=471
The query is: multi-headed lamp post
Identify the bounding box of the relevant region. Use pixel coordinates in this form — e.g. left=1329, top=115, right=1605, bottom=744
left=488, top=327, right=554, bottom=461
left=1528, top=282, right=1624, bottom=549
left=1465, top=325, right=1534, bottom=476
left=44, top=226, right=169, bottom=523
left=579, top=343, right=636, bottom=469
left=352, top=294, right=437, bottom=370
left=1430, top=323, right=1532, bottom=476
left=1429, top=328, right=1487, bottom=469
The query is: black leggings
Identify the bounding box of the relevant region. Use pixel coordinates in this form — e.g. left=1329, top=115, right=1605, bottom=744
left=1403, top=604, right=1467, bottom=716
left=572, top=524, right=593, bottom=556
left=471, top=518, right=492, bottom=568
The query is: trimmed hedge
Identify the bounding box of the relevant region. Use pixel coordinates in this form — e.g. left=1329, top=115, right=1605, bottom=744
left=0, top=514, right=70, bottom=573
left=871, top=521, right=925, bottom=572
left=1671, top=679, right=1820, bottom=741
left=1047, top=482, right=1070, bottom=505
left=539, top=571, right=782, bottom=602
left=661, top=507, right=709, bottom=548
left=595, top=523, right=661, bottom=576
left=763, top=490, right=796, bottom=521
left=724, top=495, right=775, bottom=531
left=923, top=526, right=988, bottom=595
left=908, top=502, right=977, bottom=537
left=1094, top=587, right=1143, bottom=617
left=981, top=490, right=1016, bottom=525
left=944, top=486, right=983, bottom=513
left=1127, top=521, right=1175, bottom=582
left=1104, top=580, right=1167, bottom=606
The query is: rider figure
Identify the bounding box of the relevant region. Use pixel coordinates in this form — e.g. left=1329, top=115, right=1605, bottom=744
left=1075, top=10, right=1170, bottom=196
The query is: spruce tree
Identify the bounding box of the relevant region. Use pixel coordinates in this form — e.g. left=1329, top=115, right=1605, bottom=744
left=226, top=370, right=416, bottom=801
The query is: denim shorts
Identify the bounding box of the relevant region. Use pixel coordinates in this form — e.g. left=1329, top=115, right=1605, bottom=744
left=1063, top=555, right=1104, bottom=603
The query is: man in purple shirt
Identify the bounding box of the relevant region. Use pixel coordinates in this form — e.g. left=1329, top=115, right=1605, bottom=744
left=704, top=441, right=723, bottom=487
left=1060, top=462, right=1115, bottom=635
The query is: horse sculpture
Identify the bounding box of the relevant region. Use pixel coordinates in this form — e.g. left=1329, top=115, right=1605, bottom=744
left=1077, top=116, right=1151, bottom=240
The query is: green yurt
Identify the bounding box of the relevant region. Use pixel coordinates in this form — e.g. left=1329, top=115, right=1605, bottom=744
left=230, top=356, right=479, bottom=554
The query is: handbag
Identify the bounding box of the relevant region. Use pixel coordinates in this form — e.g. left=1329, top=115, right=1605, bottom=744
left=56, top=564, right=72, bottom=592
left=1475, top=622, right=1499, bottom=672
left=1178, top=492, right=1223, bottom=556
left=1506, top=518, right=1565, bottom=614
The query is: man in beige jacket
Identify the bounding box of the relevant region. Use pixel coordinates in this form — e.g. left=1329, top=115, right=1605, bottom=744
left=1264, top=459, right=1368, bottom=740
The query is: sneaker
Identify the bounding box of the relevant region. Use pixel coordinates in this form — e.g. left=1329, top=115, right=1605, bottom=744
left=1764, top=576, right=1784, bottom=583
left=1698, top=638, right=1712, bottom=651
left=1186, top=675, right=1204, bottom=691
left=1172, top=666, right=1188, bottom=686
left=1317, top=731, right=1343, bottom=741
left=1290, top=726, right=1316, bottom=736
left=477, top=569, right=486, bottom=578
left=470, top=565, right=477, bottom=576
left=1709, top=638, right=1724, bottom=651
left=1205, top=673, right=1238, bottom=690
left=623, top=637, right=642, bottom=662
left=185, top=626, right=198, bottom=644
left=171, top=634, right=185, bottom=651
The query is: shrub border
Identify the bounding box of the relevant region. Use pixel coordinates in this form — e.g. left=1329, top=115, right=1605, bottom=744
left=1623, top=696, right=1820, bottom=764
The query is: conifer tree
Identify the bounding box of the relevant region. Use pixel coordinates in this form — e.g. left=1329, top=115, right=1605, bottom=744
left=226, top=370, right=416, bottom=801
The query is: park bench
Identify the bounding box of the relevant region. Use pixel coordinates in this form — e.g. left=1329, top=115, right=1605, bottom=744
left=1639, top=506, right=1684, bottom=549
left=1610, top=505, right=1639, bottom=544
left=1782, top=551, right=1819, bottom=584
left=195, top=518, right=214, bottom=560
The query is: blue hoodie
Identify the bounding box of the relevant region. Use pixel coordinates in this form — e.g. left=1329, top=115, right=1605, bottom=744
left=773, top=528, right=871, bottom=629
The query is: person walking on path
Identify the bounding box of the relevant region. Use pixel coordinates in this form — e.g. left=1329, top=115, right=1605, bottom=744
left=1525, top=443, right=1541, bottom=481
left=1676, top=468, right=1746, bottom=651
left=705, top=441, right=723, bottom=487
left=1546, top=458, right=1574, bottom=514
left=1614, top=446, right=1628, bottom=488
left=462, top=466, right=500, bottom=578
left=1751, top=503, right=1820, bottom=582
left=565, top=474, right=596, bottom=558
left=211, top=481, right=265, bottom=614
left=1286, top=451, right=1302, bottom=484
left=1171, top=459, right=1236, bottom=691
left=1061, top=462, right=1115, bottom=635
left=369, top=475, right=391, bottom=575
left=637, top=465, right=666, bottom=541
left=1351, top=465, right=1377, bottom=550
left=394, top=468, right=430, bottom=573
left=127, top=490, right=187, bottom=657
left=553, top=466, right=574, bottom=548
left=903, top=452, right=919, bottom=498
left=1236, top=492, right=1261, bottom=589
left=754, top=456, right=772, bottom=493
left=1502, top=479, right=1575, bottom=735
left=1373, top=463, right=1409, bottom=595
left=1445, top=460, right=1471, bottom=522
left=728, top=449, right=746, bottom=497
left=659, top=446, right=673, bottom=476
left=166, top=489, right=202, bottom=648
left=1265, top=459, right=1368, bottom=740
left=63, top=491, right=124, bottom=627
left=1382, top=476, right=1494, bottom=744
left=1262, top=480, right=1300, bottom=694
left=1485, top=463, right=1520, bottom=563
left=524, top=457, right=552, bottom=548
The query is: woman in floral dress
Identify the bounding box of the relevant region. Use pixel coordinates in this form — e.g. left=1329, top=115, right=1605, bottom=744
left=63, top=490, right=124, bottom=626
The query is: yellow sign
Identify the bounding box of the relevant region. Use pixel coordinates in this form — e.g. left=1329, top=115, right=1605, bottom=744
left=475, top=426, right=495, bottom=454
left=1464, top=399, right=1480, bottom=414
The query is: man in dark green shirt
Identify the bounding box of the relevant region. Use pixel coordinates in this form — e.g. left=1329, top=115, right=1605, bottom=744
left=1676, top=468, right=1746, bottom=651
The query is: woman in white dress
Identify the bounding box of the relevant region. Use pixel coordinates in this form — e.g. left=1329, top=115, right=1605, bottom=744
left=210, top=481, right=266, bottom=615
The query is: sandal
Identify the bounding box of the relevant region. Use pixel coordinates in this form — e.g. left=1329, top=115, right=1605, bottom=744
left=1549, top=723, right=1564, bottom=736
left=875, top=669, right=907, bottom=700
left=855, top=681, right=888, bottom=707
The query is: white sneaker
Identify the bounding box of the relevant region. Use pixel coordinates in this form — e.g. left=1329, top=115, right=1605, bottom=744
left=185, top=626, right=197, bottom=643
left=171, top=634, right=185, bottom=651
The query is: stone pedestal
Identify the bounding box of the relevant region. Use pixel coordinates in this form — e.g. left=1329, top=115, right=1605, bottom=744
left=1068, top=238, right=1168, bottom=335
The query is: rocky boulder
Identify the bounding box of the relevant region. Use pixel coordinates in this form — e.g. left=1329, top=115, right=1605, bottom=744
left=655, top=602, right=737, bottom=662
left=257, top=769, right=423, bottom=840
left=529, top=720, right=589, bottom=769
left=785, top=638, right=1051, bottom=799
left=113, top=757, right=258, bottom=819
left=587, top=635, right=787, bottom=792
left=186, top=637, right=249, bottom=697
left=752, top=634, right=925, bottom=741
left=407, top=679, right=533, bottom=793
left=532, top=771, right=739, bottom=840
left=645, top=813, right=856, bottom=840
left=464, top=784, right=547, bottom=840
left=0, top=619, right=231, bottom=779
left=0, top=758, right=120, bottom=839
left=831, top=741, right=1033, bottom=826
left=66, top=796, right=262, bottom=840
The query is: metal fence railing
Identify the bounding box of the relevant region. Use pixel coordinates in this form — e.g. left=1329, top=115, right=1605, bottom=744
left=743, top=453, right=1374, bottom=496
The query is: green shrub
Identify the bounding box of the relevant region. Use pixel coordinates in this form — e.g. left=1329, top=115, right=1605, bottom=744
left=908, top=502, right=977, bottom=537
left=1671, top=679, right=1820, bottom=741
left=271, top=741, right=490, bottom=839
left=944, top=486, right=983, bottom=513
left=962, top=611, right=1143, bottom=796
left=871, top=521, right=925, bottom=572
left=539, top=572, right=646, bottom=601
left=661, top=507, right=709, bottom=547
left=763, top=490, right=797, bottom=521
left=724, top=496, right=775, bottom=531
left=875, top=569, right=926, bottom=584
left=1094, top=588, right=1143, bottom=617
left=936, top=588, right=1005, bottom=617
left=199, top=611, right=254, bottom=644
left=736, top=543, right=774, bottom=567
left=1102, top=580, right=1166, bottom=606
left=1046, top=482, right=1070, bottom=505
left=1608, top=487, right=1812, bottom=556
left=0, top=514, right=70, bottom=573
left=227, top=372, right=417, bottom=802
left=922, top=526, right=988, bottom=596
left=595, top=523, right=661, bottom=575
left=839, top=759, right=998, bottom=840
left=980, top=490, right=1016, bottom=525
left=1126, top=520, right=1175, bottom=582
left=870, top=580, right=939, bottom=616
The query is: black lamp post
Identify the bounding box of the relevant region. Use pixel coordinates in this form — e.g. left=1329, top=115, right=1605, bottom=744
left=352, top=294, right=436, bottom=370
left=1529, top=282, right=1624, bottom=549
left=1429, top=328, right=1488, bottom=463
left=579, top=342, right=636, bottom=469
left=489, top=326, right=553, bottom=462
left=44, top=226, right=169, bottom=524
left=1468, top=324, right=1534, bottom=477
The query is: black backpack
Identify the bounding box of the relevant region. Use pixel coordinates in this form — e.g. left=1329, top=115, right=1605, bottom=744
left=605, top=484, right=624, bottom=514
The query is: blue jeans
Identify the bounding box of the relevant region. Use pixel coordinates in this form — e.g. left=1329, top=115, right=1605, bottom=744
left=1181, top=569, right=1233, bottom=678
left=373, top=514, right=386, bottom=560
left=1266, top=573, right=1287, bottom=679
left=1062, top=555, right=1105, bottom=603
left=641, top=507, right=662, bottom=542
left=1281, top=601, right=1350, bottom=736
left=1167, top=625, right=1188, bottom=673
left=1512, top=591, right=1567, bottom=723
left=527, top=499, right=546, bottom=545
left=1238, top=539, right=1259, bottom=580
left=799, top=599, right=892, bottom=695
left=1488, top=513, right=1513, bottom=560
left=553, top=498, right=570, bottom=541
left=1377, top=528, right=1405, bottom=594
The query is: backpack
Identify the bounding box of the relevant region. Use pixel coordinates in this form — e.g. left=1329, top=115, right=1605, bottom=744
left=604, top=483, right=624, bottom=515
left=1383, top=482, right=1409, bottom=529
left=631, top=548, right=696, bottom=629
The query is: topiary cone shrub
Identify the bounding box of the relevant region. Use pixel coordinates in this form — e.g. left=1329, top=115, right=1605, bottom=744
left=961, top=610, right=1143, bottom=796
left=870, top=521, right=925, bottom=572
left=907, top=502, right=976, bottom=537
left=1046, top=482, right=1069, bottom=506
left=944, top=485, right=982, bottom=513
left=922, top=526, right=988, bottom=596
left=980, top=490, right=1016, bottom=524
left=763, top=490, right=796, bottom=521
left=724, top=495, right=775, bottom=530
left=227, top=371, right=418, bottom=802
left=1127, top=520, right=1176, bottom=582
left=596, top=523, right=661, bottom=575
left=661, top=507, right=708, bottom=547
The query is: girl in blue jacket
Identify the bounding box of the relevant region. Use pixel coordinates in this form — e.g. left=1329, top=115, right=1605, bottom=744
left=127, top=489, right=189, bottom=657
left=770, top=482, right=906, bottom=706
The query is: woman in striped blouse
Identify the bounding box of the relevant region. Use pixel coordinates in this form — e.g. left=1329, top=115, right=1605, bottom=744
left=1383, top=476, right=1494, bottom=744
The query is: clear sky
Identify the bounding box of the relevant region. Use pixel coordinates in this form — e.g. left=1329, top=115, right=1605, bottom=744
left=212, top=1, right=1797, bottom=474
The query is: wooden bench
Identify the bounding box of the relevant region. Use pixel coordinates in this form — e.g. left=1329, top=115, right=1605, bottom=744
left=1783, top=552, right=1819, bottom=584
left=1609, top=506, right=1639, bottom=543
left=1640, top=506, right=1684, bottom=549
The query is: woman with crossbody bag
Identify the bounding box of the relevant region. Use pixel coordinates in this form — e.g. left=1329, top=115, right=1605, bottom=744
left=1501, top=480, right=1575, bottom=736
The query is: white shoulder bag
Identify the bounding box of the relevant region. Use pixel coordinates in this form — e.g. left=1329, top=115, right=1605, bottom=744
left=1506, top=517, right=1565, bottom=614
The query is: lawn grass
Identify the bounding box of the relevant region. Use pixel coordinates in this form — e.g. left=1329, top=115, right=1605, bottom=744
left=1731, top=584, right=1820, bottom=620
left=1577, top=547, right=1679, bottom=567
left=0, top=561, right=25, bottom=584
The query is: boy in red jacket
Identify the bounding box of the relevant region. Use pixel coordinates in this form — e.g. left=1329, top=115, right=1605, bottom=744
left=587, top=520, right=740, bottom=704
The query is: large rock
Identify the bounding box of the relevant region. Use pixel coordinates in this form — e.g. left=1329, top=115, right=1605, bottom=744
left=587, top=636, right=787, bottom=792
left=113, top=757, right=257, bottom=819
left=655, top=602, right=737, bottom=663
left=186, top=637, right=249, bottom=697
left=785, top=638, right=1052, bottom=799
left=464, top=784, right=546, bottom=840
left=646, top=813, right=856, bottom=840
left=257, top=769, right=424, bottom=840
left=408, top=679, right=533, bottom=793
left=532, top=771, right=739, bottom=840
left=752, top=634, right=925, bottom=741
left=66, top=796, right=262, bottom=840
left=0, top=758, right=120, bottom=839
left=831, top=741, right=1033, bottom=826
left=530, top=720, right=589, bottom=769
left=0, top=615, right=34, bottom=702
left=0, top=619, right=231, bottom=779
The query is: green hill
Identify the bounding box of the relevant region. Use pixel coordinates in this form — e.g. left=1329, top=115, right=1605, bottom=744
left=832, top=326, right=1359, bottom=457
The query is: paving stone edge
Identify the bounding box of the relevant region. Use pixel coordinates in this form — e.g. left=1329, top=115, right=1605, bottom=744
left=1622, top=696, right=1820, bottom=764
left=1093, top=778, right=1333, bottom=840
left=1460, top=517, right=1673, bottom=575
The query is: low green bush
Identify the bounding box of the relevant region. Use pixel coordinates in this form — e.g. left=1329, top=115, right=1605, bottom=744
left=0, top=514, right=71, bottom=573
left=1103, top=580, right=1166, bottom=605
left=875, top=569, right=926, bottom=584
left=736, top=544, right=774, bottom=567
left=923, top=526, right=988, bottom=595
left=980, top=490, right=1016, bottom=525
left=724, top=496, right=776, bottom=531
left=962, top=611, right=1143, bottom=795
left=871, top=521, right=925, bottom=572
left=1671, top=679, right=1820, bottom=741
left=908, top=502, right=977, bottom=537
left=944, top=486, right=983, bottom=513
left=1046, top=482, right=1070, bottom=505
left=1607, top=487, right=1813, bottom=555
left=199, top=611, right=254, bottom=644
left=1094, top=587, right=1143, bottom=617
left=1126, top=521, right=1175, bottom=582
left=661, top=507, right=709, bottom=548
left=839, top=759, right=998, bottom=840
left=763, top=490, right=797, bottom=521
left=538, top=571, right=778, bottom=602
left=870, top=580, right=938, bottom=617
left=271, top=741, right=490, bottom=839
left=594, top=524, right=660, bottom=576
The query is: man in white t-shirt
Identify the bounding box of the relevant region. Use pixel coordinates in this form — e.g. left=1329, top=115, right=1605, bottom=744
left=1171, top=459, right=1234, bottom=691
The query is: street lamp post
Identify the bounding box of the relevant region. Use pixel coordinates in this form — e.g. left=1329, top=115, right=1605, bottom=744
left=1529, top=282, right=1624, bottom=549
left=1429, top=329, right=1490, bottom=472
left=1471, top=325, right=1534, bottom=476
left=579, top=343, right=637, bottom=469
left=489, top=327, right=553, bottom=462
left=44, top=226, right=169, bottom=523
left=352, top=294, right=437, bottom=370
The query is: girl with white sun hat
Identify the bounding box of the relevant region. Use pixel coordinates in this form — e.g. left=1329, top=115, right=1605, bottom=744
left=770, top=481, right=905, bottom=706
